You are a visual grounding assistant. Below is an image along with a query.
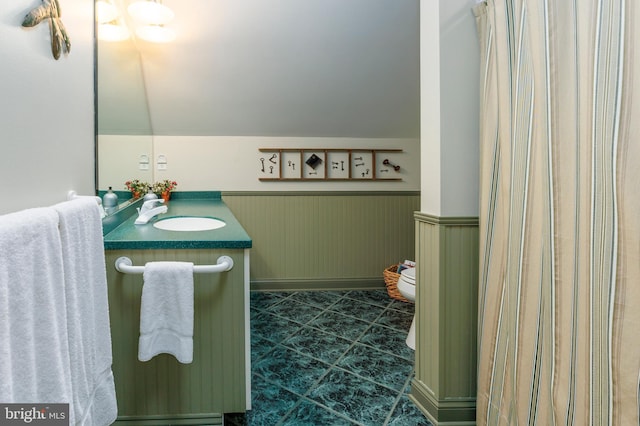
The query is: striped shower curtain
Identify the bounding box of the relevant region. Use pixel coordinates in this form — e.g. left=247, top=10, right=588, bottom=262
left=474, top=0, right=640, bottom=425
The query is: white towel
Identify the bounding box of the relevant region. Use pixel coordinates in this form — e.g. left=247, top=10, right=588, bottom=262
left=54, top=198, right=117, bottom=426
left=0, top=207, right=74, bottom=423
left=139, top=261, right=194, bottom=364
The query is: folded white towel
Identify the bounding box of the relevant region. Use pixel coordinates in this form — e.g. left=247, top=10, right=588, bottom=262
left=0, top=207, right=74, bottom=422
left=139, top=261, right=194, bottom=364
left=54, top=198, right=117, bottom=426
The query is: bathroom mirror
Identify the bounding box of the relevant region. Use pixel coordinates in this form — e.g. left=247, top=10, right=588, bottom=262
left=95, top=1, right=421, bottom=195
left=96, top=26, right=153, bottom=205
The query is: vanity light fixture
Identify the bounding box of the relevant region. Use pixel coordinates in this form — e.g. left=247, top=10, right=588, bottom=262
left=98, top=22, right=130, bottom=42
left=96, top=0, right=175, bottom=43
left=135, top=24, right=176, bottom=43
left=95, top=0, right=119, bottom=24
left=127, top=0, right=175, bottom=25
left=96, top=0, right=129, bottom=41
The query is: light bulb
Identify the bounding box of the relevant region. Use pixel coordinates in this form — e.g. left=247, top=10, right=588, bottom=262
left=128, top=1, right=175, bottom=25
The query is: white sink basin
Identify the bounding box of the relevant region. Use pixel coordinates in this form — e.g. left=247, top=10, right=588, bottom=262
left=153, top=217, right=226, bottom=232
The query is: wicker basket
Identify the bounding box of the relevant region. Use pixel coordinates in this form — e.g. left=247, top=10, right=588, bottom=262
left=383, top=264, right=412, bottom=303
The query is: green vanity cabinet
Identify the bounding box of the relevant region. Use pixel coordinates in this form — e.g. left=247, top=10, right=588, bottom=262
left=105, top=248, right=250, bottom=425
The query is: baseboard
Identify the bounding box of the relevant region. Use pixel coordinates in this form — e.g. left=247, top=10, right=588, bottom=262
left=410, top=379, right=476, bottom=426
left=113, top=413, right=223, bottom=425
left=250, top=278, right=386, bottom=292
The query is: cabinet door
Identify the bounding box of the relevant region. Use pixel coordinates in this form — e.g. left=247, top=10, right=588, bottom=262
left=105, top=249, right=248, bottom=422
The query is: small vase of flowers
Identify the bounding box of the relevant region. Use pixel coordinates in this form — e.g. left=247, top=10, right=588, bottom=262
left=153, top=179, right=178, bottom=202
left=125, top=179, right=150, bottom=199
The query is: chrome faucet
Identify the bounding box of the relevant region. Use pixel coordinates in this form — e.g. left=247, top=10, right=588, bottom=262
left=135, top=199, right=168, bottom=224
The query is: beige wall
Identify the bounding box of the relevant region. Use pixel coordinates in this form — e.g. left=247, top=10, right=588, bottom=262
left=99, top=135, right=420, bottom=192
left=0, top=0, right=95, bottom=215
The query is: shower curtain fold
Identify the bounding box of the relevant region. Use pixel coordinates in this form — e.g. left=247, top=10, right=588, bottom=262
left=475, top=0, right=640, bottom=424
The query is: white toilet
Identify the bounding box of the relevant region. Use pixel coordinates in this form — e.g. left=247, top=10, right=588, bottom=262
left=397, top=267, right=416, bottom=350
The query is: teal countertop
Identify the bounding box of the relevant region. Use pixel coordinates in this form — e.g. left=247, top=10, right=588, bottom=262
left=103, top=192, right=252, bottom=250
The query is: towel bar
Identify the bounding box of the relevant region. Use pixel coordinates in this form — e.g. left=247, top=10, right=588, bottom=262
left=67, top=190, right=102, bottom=204
left=115, top=256, right=234, bottom=274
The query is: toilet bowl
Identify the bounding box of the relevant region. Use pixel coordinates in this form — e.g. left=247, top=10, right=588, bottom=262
left=397, top=267, right=416, bottom=350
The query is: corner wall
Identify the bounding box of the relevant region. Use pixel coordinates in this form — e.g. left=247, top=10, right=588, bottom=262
left=414, top=1, right=480, bottom=424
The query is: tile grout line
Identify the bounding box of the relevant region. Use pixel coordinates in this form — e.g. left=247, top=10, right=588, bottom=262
left=248, top=290, right=423, bottom=426
left=382, top=366, right=418, bottom=425
left=275, top=293, right=399, bottom=425
left=274, top=292, right=368, bottom=426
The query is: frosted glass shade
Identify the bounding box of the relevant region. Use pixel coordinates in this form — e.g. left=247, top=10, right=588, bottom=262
left=128, top=1, right=175, bottom=25
left=135, top=25, right=176, bottom=43
left=95, top=1, right=119, bottom=23
left=98, top=23, right=130, bottom=42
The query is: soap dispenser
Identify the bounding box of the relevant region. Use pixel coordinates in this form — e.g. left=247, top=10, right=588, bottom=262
left=143, top=187, right=158, bottom=201
left=103, top=186, right=118, bottom=210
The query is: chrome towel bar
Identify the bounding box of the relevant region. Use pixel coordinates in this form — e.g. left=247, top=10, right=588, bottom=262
left=115, top=256, right=234, bottom=274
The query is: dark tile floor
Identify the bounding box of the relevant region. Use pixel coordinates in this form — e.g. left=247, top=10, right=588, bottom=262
left=225, top=289, right=431, bottom=426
